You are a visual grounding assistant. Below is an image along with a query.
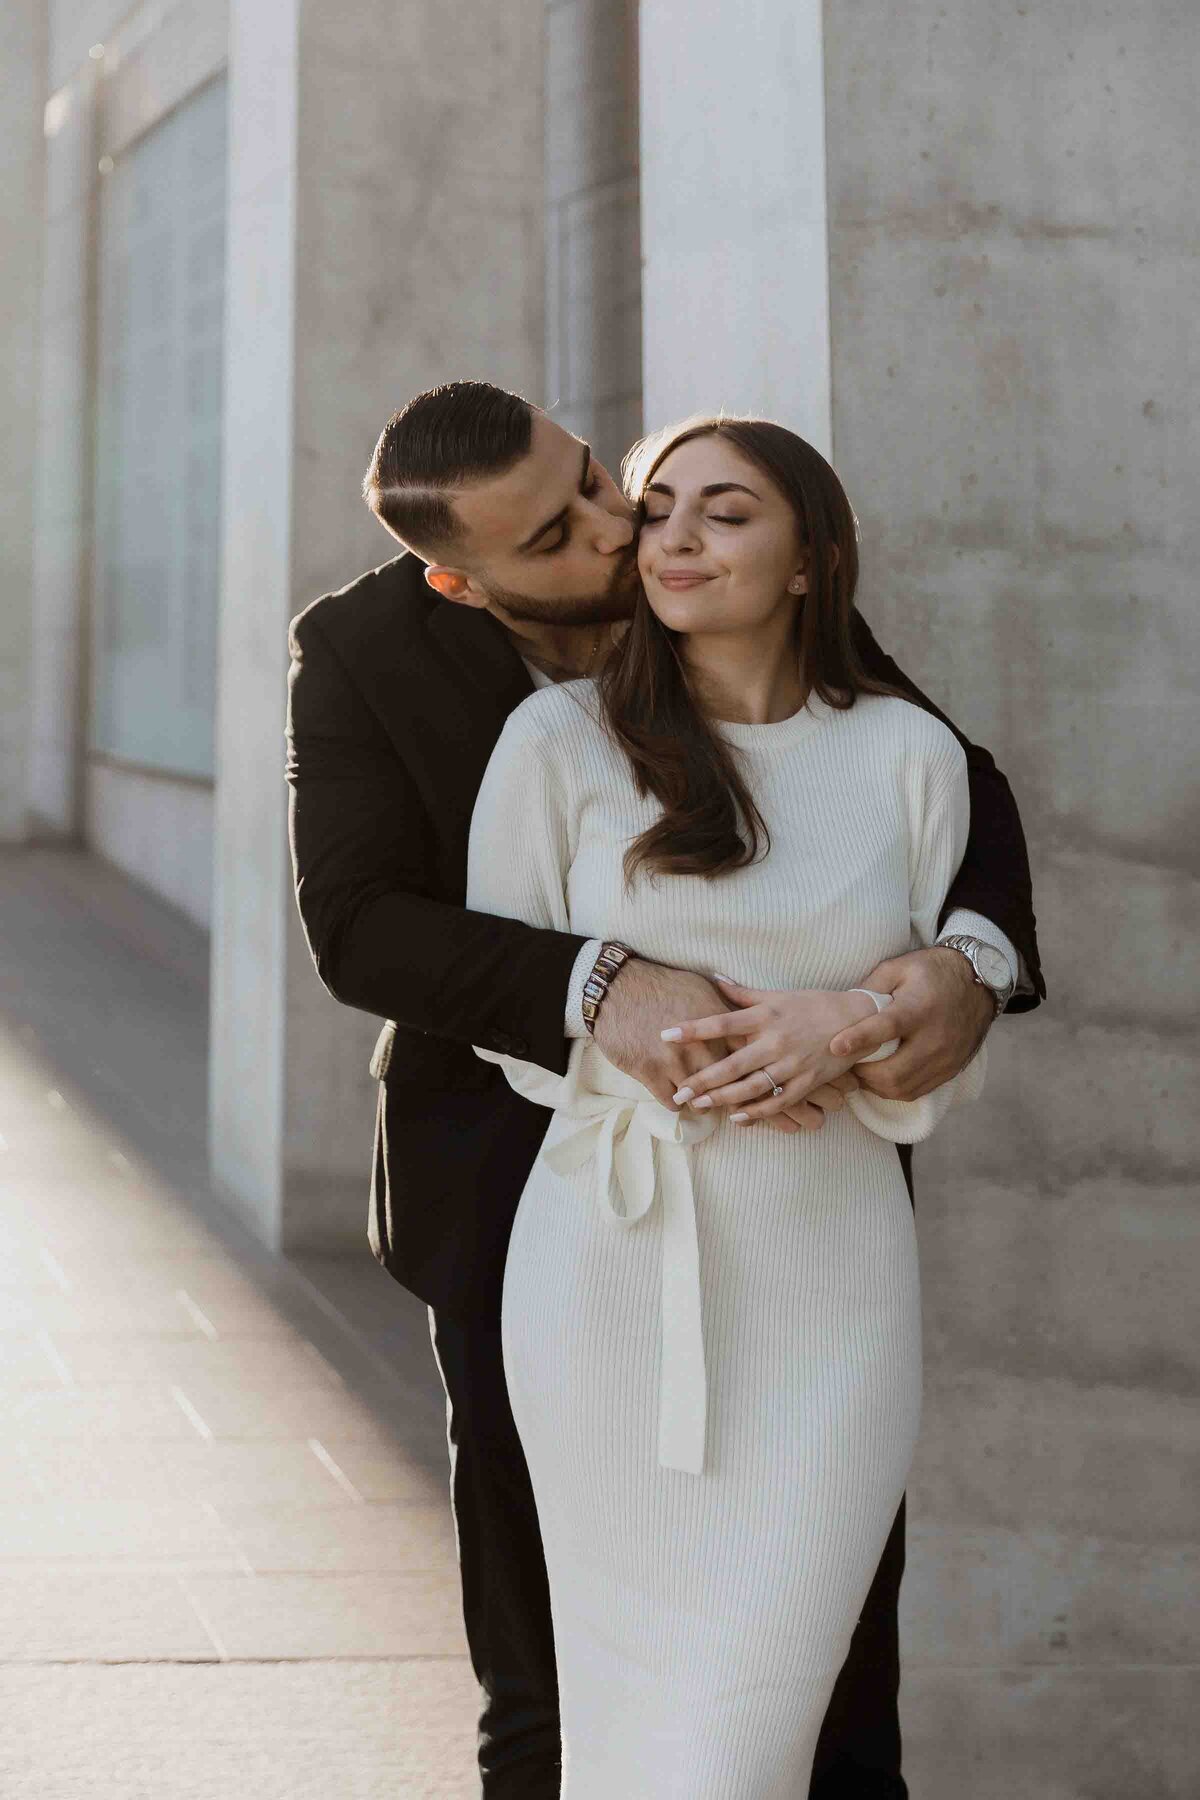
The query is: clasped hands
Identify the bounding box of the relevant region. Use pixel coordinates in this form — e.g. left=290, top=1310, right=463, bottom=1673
left=591, top=948, right=995, bottom=1136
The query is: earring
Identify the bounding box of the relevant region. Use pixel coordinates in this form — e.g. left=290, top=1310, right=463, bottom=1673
left=788, top=577, right=805, bottom=594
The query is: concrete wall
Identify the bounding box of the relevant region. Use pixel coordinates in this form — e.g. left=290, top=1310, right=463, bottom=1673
left=31, top=0, right=227, bottom=890
left=85, top=762, right=213, bottom=930
left=211, top=0, right=548, bottom=1251
left=29, top=48, right=96, bottom=838
left=823, top=4, right=1199, bottom=1793
left=31, top=0, right=553, bottom=1256
left=29, top=7, right=152, bottom=848
left=544, top=0, right=642, bottom=473
left=50, top=2, right=136, bottom=91
left=640, top=0, right=831, bottom=454
left=84, top=0, right=226, bottom=917
left=82, top=762, right=215, bottom=929
left=0, top=4, right=45, bottom=842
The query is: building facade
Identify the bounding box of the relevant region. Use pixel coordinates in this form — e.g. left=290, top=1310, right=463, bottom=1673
left=2, top=2, right=1197, bottom=1791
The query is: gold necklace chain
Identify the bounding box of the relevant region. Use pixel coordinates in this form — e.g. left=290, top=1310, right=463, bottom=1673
left=528, top=627, right=604, bottom=685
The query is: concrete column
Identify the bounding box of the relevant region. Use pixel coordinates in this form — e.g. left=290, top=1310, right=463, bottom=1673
left=211, top=0, right=546, bottom=1249
left=28, top=54, right=97, bottom=839
left=638, top=0, right=831, bottom=451
left=820, top=5, right=1200, bottom=1789
left=544, top=0, right=642, bottom=473
left=641, top=2, right=1198, bottom=1784
left=0, top=4, right=45, bottom=842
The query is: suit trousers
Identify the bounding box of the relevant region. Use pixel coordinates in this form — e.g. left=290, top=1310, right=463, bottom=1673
left=428, top=1303, right=908, bottom=1799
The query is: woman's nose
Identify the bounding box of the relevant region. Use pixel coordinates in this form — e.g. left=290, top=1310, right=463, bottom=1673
left=659, top=515, right=699, bottom=555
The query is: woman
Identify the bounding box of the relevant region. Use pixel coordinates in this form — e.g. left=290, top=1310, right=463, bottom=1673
left=466, top=415, right=987, bottom=1797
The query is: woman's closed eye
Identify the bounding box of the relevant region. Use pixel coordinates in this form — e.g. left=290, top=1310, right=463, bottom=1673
left=642, top=514, right=747, bottom=528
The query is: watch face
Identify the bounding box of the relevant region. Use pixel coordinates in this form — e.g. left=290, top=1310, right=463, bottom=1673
left=975, top=943, right=1011, bottom=990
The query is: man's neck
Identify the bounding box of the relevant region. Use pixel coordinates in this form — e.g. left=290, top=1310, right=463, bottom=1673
left=496, top=614, right=605, bottom=682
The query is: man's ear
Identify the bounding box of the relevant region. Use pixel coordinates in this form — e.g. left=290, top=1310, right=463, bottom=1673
left=424, top=565, right=488, bottom=609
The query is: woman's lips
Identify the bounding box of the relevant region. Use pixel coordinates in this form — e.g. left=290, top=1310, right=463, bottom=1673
left=654, top=572, right=712, bottom=590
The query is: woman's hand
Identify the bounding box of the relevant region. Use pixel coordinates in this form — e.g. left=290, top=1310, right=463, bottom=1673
left=715, top=1028, right=859, bottom=1137
left=763, top=1073, right=865, bottom=1133
left=661, top=979, right=879, bottom=1124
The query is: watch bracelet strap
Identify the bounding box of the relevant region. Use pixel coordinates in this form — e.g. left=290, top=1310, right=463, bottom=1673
left=581, top=942, right=639, bottom=1034
left=936, top=933, right=1007, bottom=1017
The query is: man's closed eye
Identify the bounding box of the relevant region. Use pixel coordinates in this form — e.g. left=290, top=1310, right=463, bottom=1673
left=541, top=476, right=604, bottom=553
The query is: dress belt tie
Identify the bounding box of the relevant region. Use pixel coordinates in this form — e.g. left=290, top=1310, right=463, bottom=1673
left=541, top=1091, right=717, bottom=1476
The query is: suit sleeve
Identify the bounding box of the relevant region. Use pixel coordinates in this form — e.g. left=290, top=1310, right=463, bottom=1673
left=846, top=743, right=988, bottom=1143
left=286, top=608, right=587, bottom=1074
left=852, top=610, right=1044, bottom=1010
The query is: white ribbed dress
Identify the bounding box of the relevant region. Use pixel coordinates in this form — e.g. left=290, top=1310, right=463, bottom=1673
left=467, top=682, right=987, bottom=1799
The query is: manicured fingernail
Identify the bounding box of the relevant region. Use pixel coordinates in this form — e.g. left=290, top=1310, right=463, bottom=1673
left=692, top=1095, right=713, bottom=1110
left=660, top=1027, right=682, bottom=1042
left=672, top=1087, right=694, bottom=1105
left=714, top=975, right=736, bottom=984
left=730, top=1112, right=749, bottom=1124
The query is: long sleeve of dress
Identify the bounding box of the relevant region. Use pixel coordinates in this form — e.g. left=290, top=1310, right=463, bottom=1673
left=466, top=711, right=580, bottom=1112
left=845, top=741, right=989, bottom=1145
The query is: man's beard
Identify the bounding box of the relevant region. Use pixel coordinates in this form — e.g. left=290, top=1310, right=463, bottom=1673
left=479, top=549, right=639, bottom=628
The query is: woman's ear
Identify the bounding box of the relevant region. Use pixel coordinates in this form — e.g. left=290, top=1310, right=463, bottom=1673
left=789, top=543, right=838, bottom=593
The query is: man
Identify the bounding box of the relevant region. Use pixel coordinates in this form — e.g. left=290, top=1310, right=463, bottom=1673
left=286, top=380, right=1044, bottom=1798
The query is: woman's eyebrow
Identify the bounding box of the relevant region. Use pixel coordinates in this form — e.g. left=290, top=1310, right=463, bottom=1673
left=645, top=481, right=761, bottom=501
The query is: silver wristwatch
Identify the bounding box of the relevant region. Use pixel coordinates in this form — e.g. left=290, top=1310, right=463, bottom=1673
left=935, top=933, right=1015, bottom=1017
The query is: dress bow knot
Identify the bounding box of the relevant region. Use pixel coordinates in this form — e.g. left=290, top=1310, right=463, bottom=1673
left=542, top=1086, right=717, bottom=1475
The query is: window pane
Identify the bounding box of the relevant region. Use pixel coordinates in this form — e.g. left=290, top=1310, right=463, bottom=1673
left=91, top=75, right=227, bottom=780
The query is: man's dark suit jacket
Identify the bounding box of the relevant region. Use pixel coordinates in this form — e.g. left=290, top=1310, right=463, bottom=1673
left=287, top=551, right=1043, bottom=1323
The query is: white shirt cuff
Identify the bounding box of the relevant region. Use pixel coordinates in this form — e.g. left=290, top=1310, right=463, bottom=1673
left=939, top=908, right=1030, bottom=997
left=565, top=938, right=605, bottom=1038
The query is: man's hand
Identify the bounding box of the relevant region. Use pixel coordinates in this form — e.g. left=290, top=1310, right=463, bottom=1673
left=828, top=946, right=994, bottom=1100
left=591, top=962, right=740, bottom=1110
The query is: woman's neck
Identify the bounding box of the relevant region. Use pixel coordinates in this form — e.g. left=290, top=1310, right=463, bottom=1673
left=683, top=620, right=806, bottom=725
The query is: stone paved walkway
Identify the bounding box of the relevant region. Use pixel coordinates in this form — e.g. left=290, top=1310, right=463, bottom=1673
left=0, top=853, right=480, bottom=1798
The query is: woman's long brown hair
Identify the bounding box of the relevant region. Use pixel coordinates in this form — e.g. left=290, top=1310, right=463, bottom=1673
left=597, top=414, right=905, bottom=885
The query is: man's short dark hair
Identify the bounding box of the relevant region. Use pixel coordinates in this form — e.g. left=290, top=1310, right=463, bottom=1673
left=362, top=380, right=535, bottom=560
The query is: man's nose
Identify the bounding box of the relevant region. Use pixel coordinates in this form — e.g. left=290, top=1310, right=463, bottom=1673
left=592, top=508, right=635, bottom=555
